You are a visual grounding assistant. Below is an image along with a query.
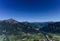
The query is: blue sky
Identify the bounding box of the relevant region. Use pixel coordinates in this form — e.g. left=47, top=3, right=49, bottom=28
left=0, top=0, right=60, bottom=22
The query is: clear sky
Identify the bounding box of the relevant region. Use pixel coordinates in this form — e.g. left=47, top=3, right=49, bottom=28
left=0, top=0, right=60, bottom=22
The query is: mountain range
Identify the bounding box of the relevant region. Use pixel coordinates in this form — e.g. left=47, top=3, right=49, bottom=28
left=0, top=18, right=60, bottom=35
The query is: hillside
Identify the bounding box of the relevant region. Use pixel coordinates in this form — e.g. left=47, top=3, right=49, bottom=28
left=0, top=19, right=60, bottom=41
left=0, top=19, right=47, bottom=41
left=0, top=19, right=41, bottom=35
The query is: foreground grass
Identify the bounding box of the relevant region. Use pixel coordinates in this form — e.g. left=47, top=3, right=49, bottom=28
left=47, top=33, right=60, bottom=41
left=0, top=33, right=47, bottom=41
left=52, top=34, right=60, bottom=40
left=8, top=33, right=46, bottom=41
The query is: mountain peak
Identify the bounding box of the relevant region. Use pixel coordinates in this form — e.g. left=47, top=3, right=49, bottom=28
left=3, top=18, right=18, bottom=23
left=7, top=18, right=16, bottom=21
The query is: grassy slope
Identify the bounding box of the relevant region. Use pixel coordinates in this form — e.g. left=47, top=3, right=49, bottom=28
left=8, top=33, right=46, bottom=41
left=47, top=33, right=60, bottom=40
left=0, top=32, right=47, bottom=41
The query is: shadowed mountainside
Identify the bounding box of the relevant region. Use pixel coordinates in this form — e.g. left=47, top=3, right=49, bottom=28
left=41, top=22, right=60, bottom=33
